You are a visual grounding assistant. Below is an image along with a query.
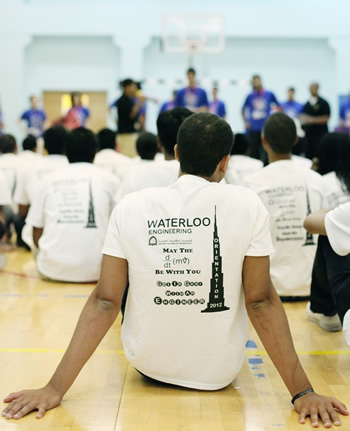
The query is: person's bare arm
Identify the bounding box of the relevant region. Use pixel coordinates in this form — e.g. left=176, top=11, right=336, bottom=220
left=19, top=204, right=29, bottom=219
left=305, top=115, right=330, bottom=125
left=2, top=255, right=128, bottom=420
left=130, top=96, right=146, bottom=119
left=33, top=227, right=43, bottom=248
left=243, top=255, right=348, bottom=428
left=303, top=209, right=330, bottom=235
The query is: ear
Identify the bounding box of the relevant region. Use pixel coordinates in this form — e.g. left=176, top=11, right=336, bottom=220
left=157, top=137, right=162, bottom=151
left=174, top=144, right=180, bottom=162
left=219, top=154, right=230, bottom=173
left=293, top=137, right=299, bottom=147
left=261, top=135, right=268, bottom=150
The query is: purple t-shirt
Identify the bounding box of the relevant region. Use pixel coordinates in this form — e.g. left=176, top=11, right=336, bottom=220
left=340, top=100, right=350, bottom=126
left=67, top=106, right=90, bottom=127
left=209, top=100, right=226, bottom=118
left=159, top=101, right=175, bottom=114
left=281, top=100, right=303, bottom=119
left=242, top=89, right=279, bottom=132
left=21, top=109, right=46, bottom=137
left=175, top=87, right=208, bottom=111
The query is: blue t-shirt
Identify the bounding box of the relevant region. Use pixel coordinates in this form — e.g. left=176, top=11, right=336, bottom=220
left=209, top=100, right=226, bottom=118
left=159, top=101, right=175, bottom=114
left=340, top=100, right=350, bottom=126
left=67, top=106, right=90, bottom=127
left=21, top=109, right=46, bottom=137
left=281, top=100, right=303, bottom=119
left=242, top=90, right=279, bottom=132
left=175, top=87, right=208, bottom=111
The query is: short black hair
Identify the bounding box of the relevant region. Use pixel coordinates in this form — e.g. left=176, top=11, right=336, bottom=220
left=231, top=133, right=249, bottom=155
left=157, top=107, right=193, bottom=157
left=65, top=127, right=97, bottom=164
left=177, top=113, right=234, bottom=177
left=43, top=126, right=67, bottom=155
left=0, top=134, right=17, bottom=154
left=288, top=87, right=295, bottom=92
left=97, top=128, right=116, bottom=150
left=136, top=132, right=158, bottom=160
left=318, top=132, right=350, bottom=193
left=121, top=78, right=135, bottom=89
left=22, top=135, right=37, bottom=151
left=263, top=112, right=296, bottom=154
left=187, top=68, right=196, bottom=75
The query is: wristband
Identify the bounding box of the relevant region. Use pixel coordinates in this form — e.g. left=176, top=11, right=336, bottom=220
left=291, top=388, right=314, bottom=404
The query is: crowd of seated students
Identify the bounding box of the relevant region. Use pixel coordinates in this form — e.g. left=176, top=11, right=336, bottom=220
left=0, top=101, right=350, bottom=345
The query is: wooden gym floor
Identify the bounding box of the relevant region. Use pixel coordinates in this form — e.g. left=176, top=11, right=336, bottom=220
left=0, top=248, right=349, bottom=431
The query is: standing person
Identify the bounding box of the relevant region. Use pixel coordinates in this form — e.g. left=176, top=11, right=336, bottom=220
left=301, top=83, right=330, bottom=160
left=2, top=113, right=349, bottom=429
left=61, top=92, right=90, bottom=130
left=159, top=90, right=177, bottom=114
left=174, top=68, right=208, bottom=112
left=209, top=87, right=226, bottom=119
left=111, top=79, right=146, bottom=158
left=242, top=75, right=279, bottom=161
left=18, top=96, right=47, bottom=139
left=338, top=92, right=350, bottom=133
left=243, top=113, right=327, bottom=299
left=281, top=87, right=303, bottom=119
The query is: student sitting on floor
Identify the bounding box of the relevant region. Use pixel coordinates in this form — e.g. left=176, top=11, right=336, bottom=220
left=26, top=128, right=120, bottom=283
left=243, top=112, right=327, bottom=299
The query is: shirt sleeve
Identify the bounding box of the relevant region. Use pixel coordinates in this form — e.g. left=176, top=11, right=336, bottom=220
left=174, top=89, right=185, bottom=107
left=200, top=89, right=209, bottom=107
left=325, top=203, right=350, bottom=256
left=245, top=197, right=274, bottom=257
left=102, top=204, right=127, bottom=259
left=271, top=92, right=280, bottom=107
left=0, top=174, right=12, bottom=205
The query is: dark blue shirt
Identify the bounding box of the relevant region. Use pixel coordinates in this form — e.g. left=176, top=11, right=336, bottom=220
left=209, top=100, right=226, bottom=118
left=175, top=87, right=208, bottom=111
left=281, top=100, right=303, bottom=119
left=21, top=109, right=46, bottom=137
left=242, top=89, right=279, bottom=132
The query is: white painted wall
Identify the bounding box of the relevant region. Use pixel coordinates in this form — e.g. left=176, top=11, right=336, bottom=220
left=0, top=0, right=349, bottom=139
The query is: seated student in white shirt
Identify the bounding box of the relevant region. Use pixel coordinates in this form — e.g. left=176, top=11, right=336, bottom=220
left=117, top=107, right=192, bottom=200
left=0, top=134, right=18, bottom=194
left=3, top=113, right=348, bottom=428
left=26, top=127, right=120, bottom=283
left=225, top=133, right=263, bottom=185
left=135, top=131, right=158, bottom=161
left=304, top=203, right=350, bottom=345
left=14, top=126, right=68, bottom=249
left=316, top=132, right=350, bottom=208
left=243, top=113, right=327, bottom=299
left=94, top=128, right=134, bottom=181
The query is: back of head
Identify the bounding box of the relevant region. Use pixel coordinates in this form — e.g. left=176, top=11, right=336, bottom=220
left=136, top=132, right=158, bottom=160
left=157, top=107, right=193, bottom=157
left=22, top=135, right=37, bottom=152
left=43, top=126, right=67, bottom=155
left=97, top=128, right=116, bottom=150
left=263, top=112, right=296, bottom=154
left=231, top=133, right=249, bottom=155
left=0, top=134, right=17, bottom=154
left=66, top=127, right=97, bottom=164
left=318, top=132, right=350, bottom=193
left=177, top=113, right=234, bottom=177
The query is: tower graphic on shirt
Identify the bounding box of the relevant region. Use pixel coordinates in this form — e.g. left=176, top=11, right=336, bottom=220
left=201, top=206, right=230, bottom=313
left=303, top=186, right=315, bottom=246
left=85, top=181, right=97, bottom=229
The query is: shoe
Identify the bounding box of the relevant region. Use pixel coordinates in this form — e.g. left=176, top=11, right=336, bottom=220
left=306, top=302, right=342, bottom=332
left=343, top=310, right=350, bottom=347
left=0, top=254, right=6, bottom=271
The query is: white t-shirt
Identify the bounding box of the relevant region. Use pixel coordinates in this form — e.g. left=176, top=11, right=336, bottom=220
left=94, top=148, right=134, bottom=181
left=0, top=153, right=18, bottom=194
left=26, top=163, right=120, bottom=282
left=323, top=171, right=350, bottom=209
left=243, top=160, right=326, bottom=296
left=225, top=155, right=263, bottom=185
left=291, top=155, right=313, bottom=169
left=102, top=175, right=273, bottom=390
left=14, top=154, right=68, bottom=205
left=0, top=171, right=12, bottom=205
left=116, top=159, right=180, bottom=201
left=325, top=203, right=350, bottom=256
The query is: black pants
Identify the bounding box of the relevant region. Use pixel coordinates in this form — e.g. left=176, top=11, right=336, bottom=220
left=310, top=235, right=350, bottom=323
left=246, top=131, right=267, bottom=164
